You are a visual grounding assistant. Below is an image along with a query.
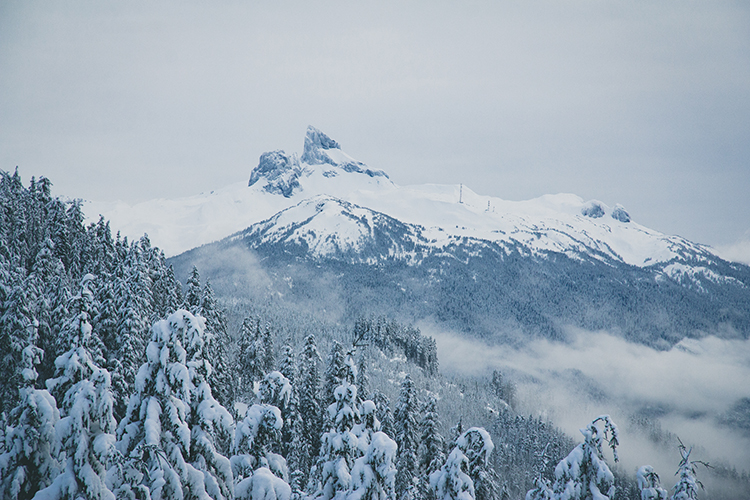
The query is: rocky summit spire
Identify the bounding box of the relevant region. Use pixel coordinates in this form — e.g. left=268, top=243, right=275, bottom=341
left=301, top=126, right=340, bottom=164
left=300, top=125, right=389, bottom=178
left=248, top=150, right=302, bottom=198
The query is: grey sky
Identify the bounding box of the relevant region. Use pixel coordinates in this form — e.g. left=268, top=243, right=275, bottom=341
left=1, top=1, right=749, bottom=252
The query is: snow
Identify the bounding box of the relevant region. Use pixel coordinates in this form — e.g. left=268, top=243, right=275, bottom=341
left=82, top=127, right=724, bottom=279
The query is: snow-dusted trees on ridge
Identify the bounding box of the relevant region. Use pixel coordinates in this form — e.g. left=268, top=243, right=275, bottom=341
left=430, top=427, right=494, bottom=500
left=526, top=416, right=619, bottom=500
left=114, top=310, right=227, bottom=500
left=35, top=275, right=117, bottom=500
left=0, top=336, right=60, bottom=500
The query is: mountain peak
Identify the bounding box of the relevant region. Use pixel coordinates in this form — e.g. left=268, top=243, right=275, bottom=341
left=302, top=126, right=340, bottom=160
left=299, top=125, right=389, bottom=179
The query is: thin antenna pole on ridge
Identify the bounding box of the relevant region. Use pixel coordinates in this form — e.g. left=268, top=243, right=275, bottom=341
left=459, top=184, right=463, bottom=204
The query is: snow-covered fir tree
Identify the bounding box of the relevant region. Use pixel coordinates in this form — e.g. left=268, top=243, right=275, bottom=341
left=0, top=270, right=39, bottom=414
left=184, top=266, right=203, bottom=314
left=114, top=310, right=214, bottom=500
left=636, top=465, right=667, bottom=500
left=297, top=334, right=322, bottom=482
left=188, top=316, right=235, bottom=500
left=372, top=392, right=394, bottom=441
left=323, top=342, right=346, bottom=407
left=430, top=447, right=473, bottom=500
left=419, top=396, right=445, bottom=500
left=394, top=374, right=420, bottom=500
left=431, top=427, right=494, bottom=500
left=0, top=342, right=60, bottom=500
left=316, top=360, right=361, bottom=500
left=200, top=280, right=233, bottom=411
left=548, top=416, right=619, bottom=500
left=348, top=431, right=398, bottom=500
left=36, top=312, right=117, bottom=500
left=455, top=428, right=497, bottom=500
left=231, top=403, right=291, bottom=500
left=670, top=444, right=704, bottom=500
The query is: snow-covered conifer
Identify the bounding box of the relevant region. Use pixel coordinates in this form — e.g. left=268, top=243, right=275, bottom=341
left=201, top=280, right=233, bottom=410
left=525, top=476, right=554, bottom=500
left=430, top=447, right=474, bottom=500
left=235, top=466, right=292, bottom=500
left=237, top=317, right=267, bottom=391
left=114, top=310, right=213, bottom=500
left=455, top=428, right=496, bottom=500
left=188, top=312, right=235, bottom=500
left=184, top=266, right=203, bottom=314
left=348, top=431, right=397, bottom=500
left=394, top=374, right=420, bottom=500
left=258, top=371, right=293, bottom=413
left=0, top=343, right=60, bottom=500
left=297, top=334, right=322, bottom=479
left=431, top=427, right=494, bottom=500
left=551, top=415, right=619, bottom=500
left=419, top=397, right=445, bottom=500
left=354, top=400, right=381, bottom=455
left=323, top=342, right=346, bottom=406
left=25, top=275, right=117, bottom=500
left=637, top=465, right=667, bottom=500
left=231, top=404, right=288, bottom=485
left=356, top=355, right=370, bottom=403
left=0, top=271, right=38, bottom=414
left=261, top=322, right=275, bottom=374
left=670, top=444, right=704, bottom=500
left=318, top=380, right=362, bottom=500
left=279, top=344, right=297, bottom=384
left=111, top=261, right=151, bottom=420
left=372, top=393, right=394, bottom=440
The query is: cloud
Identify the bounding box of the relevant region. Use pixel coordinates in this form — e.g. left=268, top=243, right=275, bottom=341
left=714, top=233, right=750, bottom=265
left=420, top=321, right=750, bottom=488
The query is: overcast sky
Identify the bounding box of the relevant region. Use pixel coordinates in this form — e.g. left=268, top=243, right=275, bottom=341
left=1, top=1, right=749, bottom=254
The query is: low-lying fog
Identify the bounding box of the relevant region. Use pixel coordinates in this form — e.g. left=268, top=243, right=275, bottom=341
left=423, top=322, right=750, bottom=492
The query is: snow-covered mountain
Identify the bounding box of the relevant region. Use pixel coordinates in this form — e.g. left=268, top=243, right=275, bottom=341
left=87, top=126, right=729, bottom=277
left=84, top=125, right=749, bottom=346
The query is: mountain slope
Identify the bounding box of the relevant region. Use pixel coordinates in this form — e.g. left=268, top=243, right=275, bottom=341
left=170, top=194, right=750, bottom=348
left=84, top=125, right=750, bottom=345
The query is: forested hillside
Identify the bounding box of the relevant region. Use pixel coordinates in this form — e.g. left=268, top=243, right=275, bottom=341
left=1, top=170, right=747, bottom=499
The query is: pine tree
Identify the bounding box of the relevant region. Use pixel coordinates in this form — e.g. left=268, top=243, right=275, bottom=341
left=0, top=270, right=38, bottom=414
left=636, top=465, right=667, bottom=500
left=201, top=280, right=233, bottom=410
left=231, top=403, right=291, bottom=500
left=184, top=266, right=203, bottom=314
left=356, top=354, right=370, bottom=403
left=261, top=322, right=275, bottom=374
left=431, top=427, right=493, bottom=500
left=237, top=317, right=266, bottom=392
left=298, top=334, right=322, bottom=481
left=0, top=340, right=60, bottom=500
left=114, top=310, right=213, bottom=500
left=348, top=432, right=398, bottom=500
left=372, top=393, right=394, bottom=440
left=550, top=416, right=619, bottom=500
left=188, top=316, right=235, bottom=500
left=670, top=444, right=705, bottom=500
left=456, top=428, right=497, bottom=500
left=419, top=397, right=445, bottom=500
left=323, top=342, right=346, bottom=407
left=318, top=380, right=361, bottom=500
left=37, top=277, right=118, bottom=500
left=395, top=374, right=420, bottom=500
